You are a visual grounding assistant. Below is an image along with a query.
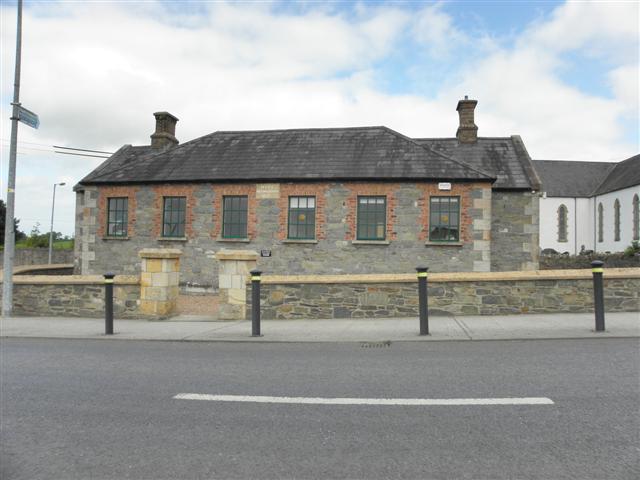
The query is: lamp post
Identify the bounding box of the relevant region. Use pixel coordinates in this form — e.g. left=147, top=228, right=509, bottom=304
left=48, top=182, right=66, bottom=264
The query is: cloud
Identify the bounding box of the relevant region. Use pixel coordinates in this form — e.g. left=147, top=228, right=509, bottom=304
left=0, top=1, right=638, bottom=236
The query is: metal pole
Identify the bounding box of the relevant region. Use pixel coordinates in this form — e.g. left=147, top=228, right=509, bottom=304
left=2, top=0, right=23, bottom=317
left=417, top=266, right=429, bottom=335
left=591, top=260, right=605, bottom=332
left=48, top=182, right=65, bottom=264
left=104, top=273, right=115, bottom=335
left=48, top=184, right=57, bottom=264
left=250, top=269, right=262, bottom=337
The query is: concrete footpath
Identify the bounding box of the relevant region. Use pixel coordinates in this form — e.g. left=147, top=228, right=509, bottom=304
left=1, top=312, right=639, bottom=343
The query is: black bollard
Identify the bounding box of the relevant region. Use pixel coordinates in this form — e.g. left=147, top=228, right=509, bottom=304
left=250, top=269, right=262, bottom=337
left=417, top=266, right=429, bottom=336
left=104, top=273, right=115, bottom=335
left=591, top=260, right=605, bottom=332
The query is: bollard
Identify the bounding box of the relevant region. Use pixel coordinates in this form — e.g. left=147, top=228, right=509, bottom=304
left=591, top=260, right=605, bottom=332
left=417, top=266, right=429, bottom=336
left=104, top=272, right=115, bottom=335
left=250, top=269, right=262, bottom=337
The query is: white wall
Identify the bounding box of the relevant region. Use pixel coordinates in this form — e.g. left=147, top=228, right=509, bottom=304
left=539, top=196, right=593, bottom=254
left=594, top=185, right=640, bottom=253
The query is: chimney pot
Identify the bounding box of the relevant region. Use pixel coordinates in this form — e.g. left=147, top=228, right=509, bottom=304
left=456, top=97, right=478, bottom=143
left=151, top=111, right=179, bottom=149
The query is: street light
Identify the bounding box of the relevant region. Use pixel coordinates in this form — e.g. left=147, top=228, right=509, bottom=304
left=48, top=182, right=66, bottom=264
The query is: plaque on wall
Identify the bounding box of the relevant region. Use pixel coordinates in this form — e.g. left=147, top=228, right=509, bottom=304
left=261, top=250, right=272, bottom=257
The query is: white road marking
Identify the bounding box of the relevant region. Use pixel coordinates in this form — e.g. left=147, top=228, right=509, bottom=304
left=173, top=394, right=554, bottom=406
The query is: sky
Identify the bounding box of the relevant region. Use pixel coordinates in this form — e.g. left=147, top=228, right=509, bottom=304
left=0, top=0, right=638, bottom=236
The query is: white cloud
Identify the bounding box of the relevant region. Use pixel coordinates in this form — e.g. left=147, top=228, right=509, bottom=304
left=0, top=1, right=638, bottom=236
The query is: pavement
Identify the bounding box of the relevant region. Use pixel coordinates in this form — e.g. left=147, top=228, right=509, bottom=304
left=1, top=311, right=638, bottom=342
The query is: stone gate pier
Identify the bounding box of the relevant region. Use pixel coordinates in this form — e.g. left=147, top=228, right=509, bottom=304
left=215, top=249, right=258, bottom=320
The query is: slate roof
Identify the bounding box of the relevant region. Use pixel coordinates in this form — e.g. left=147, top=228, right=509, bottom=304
left=78, top=127, right=496, bottom=186
left=413, top=136, right=541, bottom=190
left=593, top=154, right=640, bottom=195
left=532, top=160, right=615, bottom=197
left=533, top=155, right=640, bottom=197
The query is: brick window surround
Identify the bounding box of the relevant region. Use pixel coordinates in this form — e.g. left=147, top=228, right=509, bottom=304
left=418, top=183, right=486, bottom=243
left=97, top=186, right=138, bottom=238
left=277, top=184, right=328, bottom=241
left=213, top=185, right=257, bottom=239
left=152, top=185, right=196, bottom=238
left=345, top=183, right=398, bottom=241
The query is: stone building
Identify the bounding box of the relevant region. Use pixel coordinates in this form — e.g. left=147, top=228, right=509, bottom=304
left=74, top=98, right=541, bottom=291
left=535, top=155, right=640, bottom=254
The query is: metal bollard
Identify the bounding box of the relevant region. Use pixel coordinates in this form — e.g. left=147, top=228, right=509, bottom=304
left=417, top=266, right=429, bottom=336
left=250, top=269, right=262, bottom=337
left=104, top=272, right=115, bottom=335
left=591, top=260, right=605, bottom=332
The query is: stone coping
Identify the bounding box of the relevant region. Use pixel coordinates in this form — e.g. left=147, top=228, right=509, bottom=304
left=252, top=268, right=640, bottom=285
left=215, top=249, right=258, bottom=261
left=3, top=275, right=140, bottom=285
left=139, top=248, right=182, bottom=259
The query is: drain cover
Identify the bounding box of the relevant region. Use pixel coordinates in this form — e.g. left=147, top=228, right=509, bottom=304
left=360, top=341, right=391, bottom=348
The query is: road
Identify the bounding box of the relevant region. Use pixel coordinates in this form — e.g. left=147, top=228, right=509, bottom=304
left=1, top=338, right=639, bottom=479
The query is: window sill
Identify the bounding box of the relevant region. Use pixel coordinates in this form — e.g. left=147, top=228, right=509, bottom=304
left=282, top=239, right=318, bottom=244
left=157, top=237, right=188, bottom=242
left=351, top=240, right=390, bottom=245
left=217, top=237, right=251, bottom=243
left=425, top=241, right=463, bottom=247
left=102, top=236, right=130, bottom=241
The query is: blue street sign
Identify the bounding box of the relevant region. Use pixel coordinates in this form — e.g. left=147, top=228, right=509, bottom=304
left=17, top=105, right=39, bottom=129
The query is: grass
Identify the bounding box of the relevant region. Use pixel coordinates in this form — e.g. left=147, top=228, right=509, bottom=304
left=2, top=240, right=74, bottom=250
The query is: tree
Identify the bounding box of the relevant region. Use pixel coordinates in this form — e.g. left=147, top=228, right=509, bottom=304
left=0, top=199, right=26, bottom=245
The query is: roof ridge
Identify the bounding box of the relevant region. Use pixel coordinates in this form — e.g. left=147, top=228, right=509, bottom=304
left=589, top=163, right=619, bottom=196
left=396, top=127, right=494, bottom=180
left=511, top=135, right=541, bottom=191
left=215, top=125, right=387, bottom=134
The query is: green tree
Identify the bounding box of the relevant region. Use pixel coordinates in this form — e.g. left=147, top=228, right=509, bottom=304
left=0, top=199, right=26, bottom=245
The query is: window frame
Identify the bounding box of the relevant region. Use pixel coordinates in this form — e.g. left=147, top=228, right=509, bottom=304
left=598, top=202, right=604, bottom=243
left=614, top=199, right=621, bottom=242
left=162, top=196, right=186, bottom=238
left=557, top=204, right=568, bottom=243
left=106, top=197, right=128, bottom=238
left=222, top=195, right=249, bottom=239
left=428, top=195, right=461, bottom=243
left=633, top=194, right=639, bottom=241
left=356, top=196, right=387, bottom=241
left=287, top=196, right=316, bottom=240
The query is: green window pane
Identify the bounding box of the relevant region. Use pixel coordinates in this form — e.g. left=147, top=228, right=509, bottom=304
left=107, top=197, right=128, bottom=237
left=162, top=196, right=186, bottom=238
left=357, top=196, right=386, bottom=240
left=429, top=196, right=460, bottom=242
left=223, top=195, right=248, bottom=238
left=288, top=196, right=316, bottom=240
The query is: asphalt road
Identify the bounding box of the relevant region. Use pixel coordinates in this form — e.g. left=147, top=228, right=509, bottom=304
left=1, top=338, right=639, bottom=480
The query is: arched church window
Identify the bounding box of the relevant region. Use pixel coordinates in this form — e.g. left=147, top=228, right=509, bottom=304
left=557, top=204, right=568, bottom=242
left=614, top=199, right=621, bottom=242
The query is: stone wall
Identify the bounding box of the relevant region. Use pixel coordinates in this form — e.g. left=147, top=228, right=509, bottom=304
left=0, top=248, right=74, bottom=268
left=0, top=275, right=140, bottom=318
left=491, top=191, right=540, bottom=271
left=76, top=181, right=502, bottom=289
left=246, top=269, right=640, bottom=319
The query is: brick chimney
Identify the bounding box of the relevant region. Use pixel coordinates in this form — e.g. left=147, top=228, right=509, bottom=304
left=456, top=96, right=478, bottom=143
left=150, top=111, right=179, bottom=149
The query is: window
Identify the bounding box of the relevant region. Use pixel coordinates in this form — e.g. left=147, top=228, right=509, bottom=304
left=106, top=197, right=128, bottom=237
left=162, top=196, right=186, bottom=238
left=288, top=196, right=315, bottom=240
left=222, top=195, right=248, bottom=238
left=614, top=199, right=621, bottom=241
left=429, top=196, right=460, bottom=242
left=557, top=204, right=568, bottom=242
left=357, top=196, right=386, bottom=240
left=633, top=194, right=639, bottom=241
left=598, top=203, right=603, bottom=243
